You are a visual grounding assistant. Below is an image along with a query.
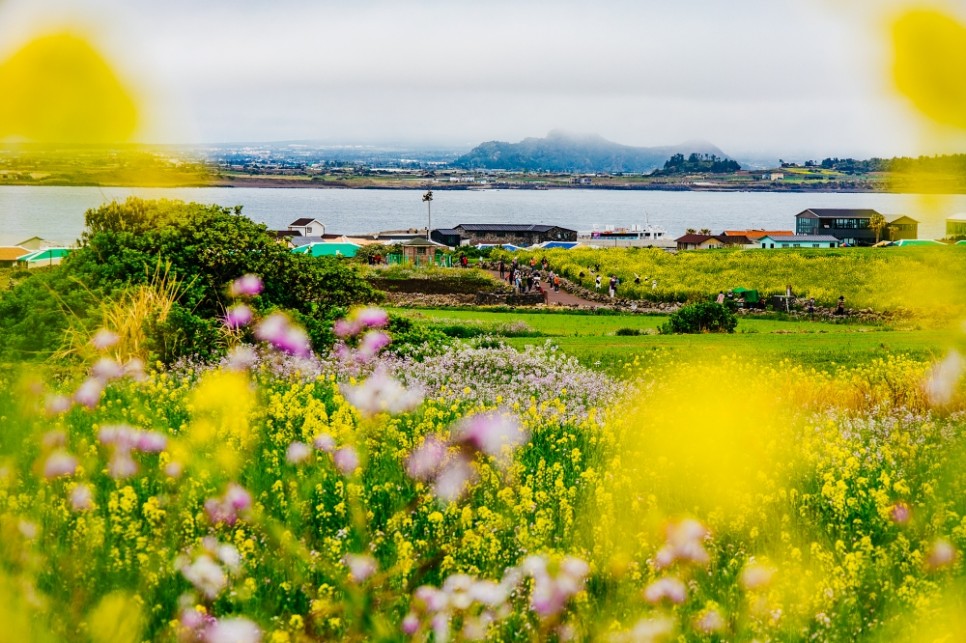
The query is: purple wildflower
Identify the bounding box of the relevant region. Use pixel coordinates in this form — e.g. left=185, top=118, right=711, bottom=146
left=229, top=274, right=263, bottom=298
left=225, top=304, right=254, bottom=329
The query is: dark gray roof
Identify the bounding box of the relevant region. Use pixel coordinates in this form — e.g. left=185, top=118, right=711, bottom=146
left=798, top=209, right=882, bottom=219
left=289, top=217, right=317, bottom=227
left=455, top=223, right=575, bottom=233
left=434, top=228, right=461, bottom=235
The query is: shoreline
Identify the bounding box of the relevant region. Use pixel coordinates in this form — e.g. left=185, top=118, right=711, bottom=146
left=0, top=179, right=943, bottom=194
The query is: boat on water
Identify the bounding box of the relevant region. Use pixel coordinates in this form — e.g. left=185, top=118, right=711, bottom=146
left=578, top=223, right=676, bottom=248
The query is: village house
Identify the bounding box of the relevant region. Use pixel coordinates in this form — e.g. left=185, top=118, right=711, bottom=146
left=287, top=218, right=326, bottom=236
left=430, top=228, right=464, bottom=248
left=794, top=209, right=918, bottom=245
left=946, top=213, right=966, bottom=238
left=452, top=224, right=577, bottom=247
left=758, top=234, right=839, bottom=249
left=0, top=246, right=27, bottom=268
left=724, top=229, right=794, bottom=241
left=674, top=234, right=752, bottom=250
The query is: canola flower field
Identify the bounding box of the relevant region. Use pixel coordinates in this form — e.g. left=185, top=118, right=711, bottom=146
left=1, top=273, right=965, bottom=642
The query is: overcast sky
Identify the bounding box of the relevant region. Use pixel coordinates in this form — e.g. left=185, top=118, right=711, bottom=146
left=0, top=0, right=954, bottom=159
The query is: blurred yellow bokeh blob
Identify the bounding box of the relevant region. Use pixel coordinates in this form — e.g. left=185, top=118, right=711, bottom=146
left=0, top=32, right=137, bottom=144
left=892, top=9, right=966, bottom=130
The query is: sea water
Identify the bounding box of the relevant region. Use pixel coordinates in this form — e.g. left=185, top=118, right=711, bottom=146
left=0, top=185, right=955, bottom=246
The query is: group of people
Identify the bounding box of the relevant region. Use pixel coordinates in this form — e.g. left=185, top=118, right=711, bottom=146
left=499, top=258, right=560, bottom=296
left=592, top=272, right=622, bottom=298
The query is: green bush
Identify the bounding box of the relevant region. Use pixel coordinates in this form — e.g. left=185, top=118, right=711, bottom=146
left=0, top=198, right=378, bottom=362
left=659, top=302, right=737, bottom=334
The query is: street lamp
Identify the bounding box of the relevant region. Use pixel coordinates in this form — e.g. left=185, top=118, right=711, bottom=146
left=422, top=190, right=433, bottom=240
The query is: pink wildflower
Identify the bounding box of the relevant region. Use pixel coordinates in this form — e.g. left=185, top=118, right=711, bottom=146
left=134, top=430, right=167, bottom=453
left=70, top=484, right=93, bottom=511
left=229, top=274, right=263, bottom=298
left=695, top=609, right=727, bottom=634
left=890, top=502, right=911, bottom=525
left=74, top=377, right=105, bottom=409
left=356, top=306, right=389, bottom=329
left=181, top=554, right=227, bottom=599
left=344, top=553, right=378, bottom=583
left=453, top=411, right=527, bottom=462
left=655, top=518, right=710, bottom=569
left=401, top=613, right=420, bottom=636
left=333, top=446, right=360, bottom=476
left=91, top=357, right=124, bottom=381
left=644, top=577, right=687, bottom=605
left=43, top=451, right=78, bottom=479
left=206, top=617, right=262, bottom=643
left=255, top=313, right=311, bottom=358
left=313, top=432, right=336, bottom=452
left=341, top=368, right=423, bottom=416
left=225, top=483, right=253, bottom=511
left=433, top=454, right=476, bottom=503
left=225, top=304, right=254, bottom=329
left=406, top=436, right=449, bottom=481
left=924, top=351, right=964, bottom=407
left=357, top=330, right=391, bottom=360
left=333, top=318, right=362, bottom=339
left=226, top=345, right=258, bottom=371
left=740, top=561, right=776, bottom=590
left=926, top=538, right=957, bottom=571
left=285, top=441, right=312, bottom=464
left=90, top=328, right=120, bottom=350
left=108, top=452, right=138, bottom=479
left=524, top=555, right=590, bottom=618
left=45, top=394, right=72, bottom=415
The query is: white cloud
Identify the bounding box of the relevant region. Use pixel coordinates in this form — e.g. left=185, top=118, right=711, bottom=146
left=0, top=0, right=921, bottom=155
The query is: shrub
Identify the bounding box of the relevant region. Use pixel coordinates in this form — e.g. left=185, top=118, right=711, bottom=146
left=615, top=327, right=643, bottom=336
left=659, top=302, right=737, bottom=334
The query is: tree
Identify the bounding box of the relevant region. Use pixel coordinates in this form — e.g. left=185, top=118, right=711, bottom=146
left=699, top=228, right=712, bottom=235
left=869, top=212, right=887, bottom=243
left=685, top=228, right=697, bottom=235
left=0, top=198, right=378, bottom=362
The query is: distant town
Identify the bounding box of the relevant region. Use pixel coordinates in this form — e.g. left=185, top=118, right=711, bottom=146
left=2, top=133, right=966, bottom=193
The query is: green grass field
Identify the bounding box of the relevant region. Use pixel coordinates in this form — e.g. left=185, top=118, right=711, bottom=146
left=394, top=307, right=959, bottom=373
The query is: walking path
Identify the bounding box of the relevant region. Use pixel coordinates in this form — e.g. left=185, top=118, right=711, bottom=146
left=487, top=270, right=601, bottom=308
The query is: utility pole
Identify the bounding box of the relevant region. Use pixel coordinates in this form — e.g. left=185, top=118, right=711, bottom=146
left=422, top=190, right=433, bottom=240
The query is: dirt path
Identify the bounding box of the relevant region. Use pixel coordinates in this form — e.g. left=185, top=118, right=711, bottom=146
left=487, top=270, right=603, bottom=308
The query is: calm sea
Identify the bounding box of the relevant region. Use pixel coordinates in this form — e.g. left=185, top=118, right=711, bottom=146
left=0, top=186, right=956, bottom=246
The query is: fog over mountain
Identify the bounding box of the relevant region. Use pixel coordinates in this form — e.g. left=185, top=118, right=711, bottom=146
left=453, top=131, right=730, bottom=173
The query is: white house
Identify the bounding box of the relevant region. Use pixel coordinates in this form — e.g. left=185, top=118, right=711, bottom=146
left=758, top=234, right=839, bottom=249
left=288, top=218, right=326, bottom=236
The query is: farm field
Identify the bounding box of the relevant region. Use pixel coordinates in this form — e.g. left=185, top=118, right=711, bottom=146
left=393, top=307, right=958, bottom=372
left=1, top=200, right=966, bottom=641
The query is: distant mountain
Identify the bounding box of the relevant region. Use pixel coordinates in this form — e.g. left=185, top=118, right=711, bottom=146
left=453, top=130, right=730, bottom=173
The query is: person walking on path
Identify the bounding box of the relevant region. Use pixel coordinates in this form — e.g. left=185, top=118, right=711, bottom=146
left=608, top=275, right=618, bottom=299
left=553, top=274, right=561, bottom=292
left=595, top=275, right=602, bottom=292
left=498, top=260, right=505, bottom=279
left=835, top=295, right=846, bottom=316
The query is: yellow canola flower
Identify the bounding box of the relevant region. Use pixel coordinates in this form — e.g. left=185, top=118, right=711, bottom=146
left=88, top=592, right=144, bottom=643
left=0, top=32, right=138, bottom=144
left=606, top=359, right=804, bottom=528
left=893, top=9, right=966, bottom=131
